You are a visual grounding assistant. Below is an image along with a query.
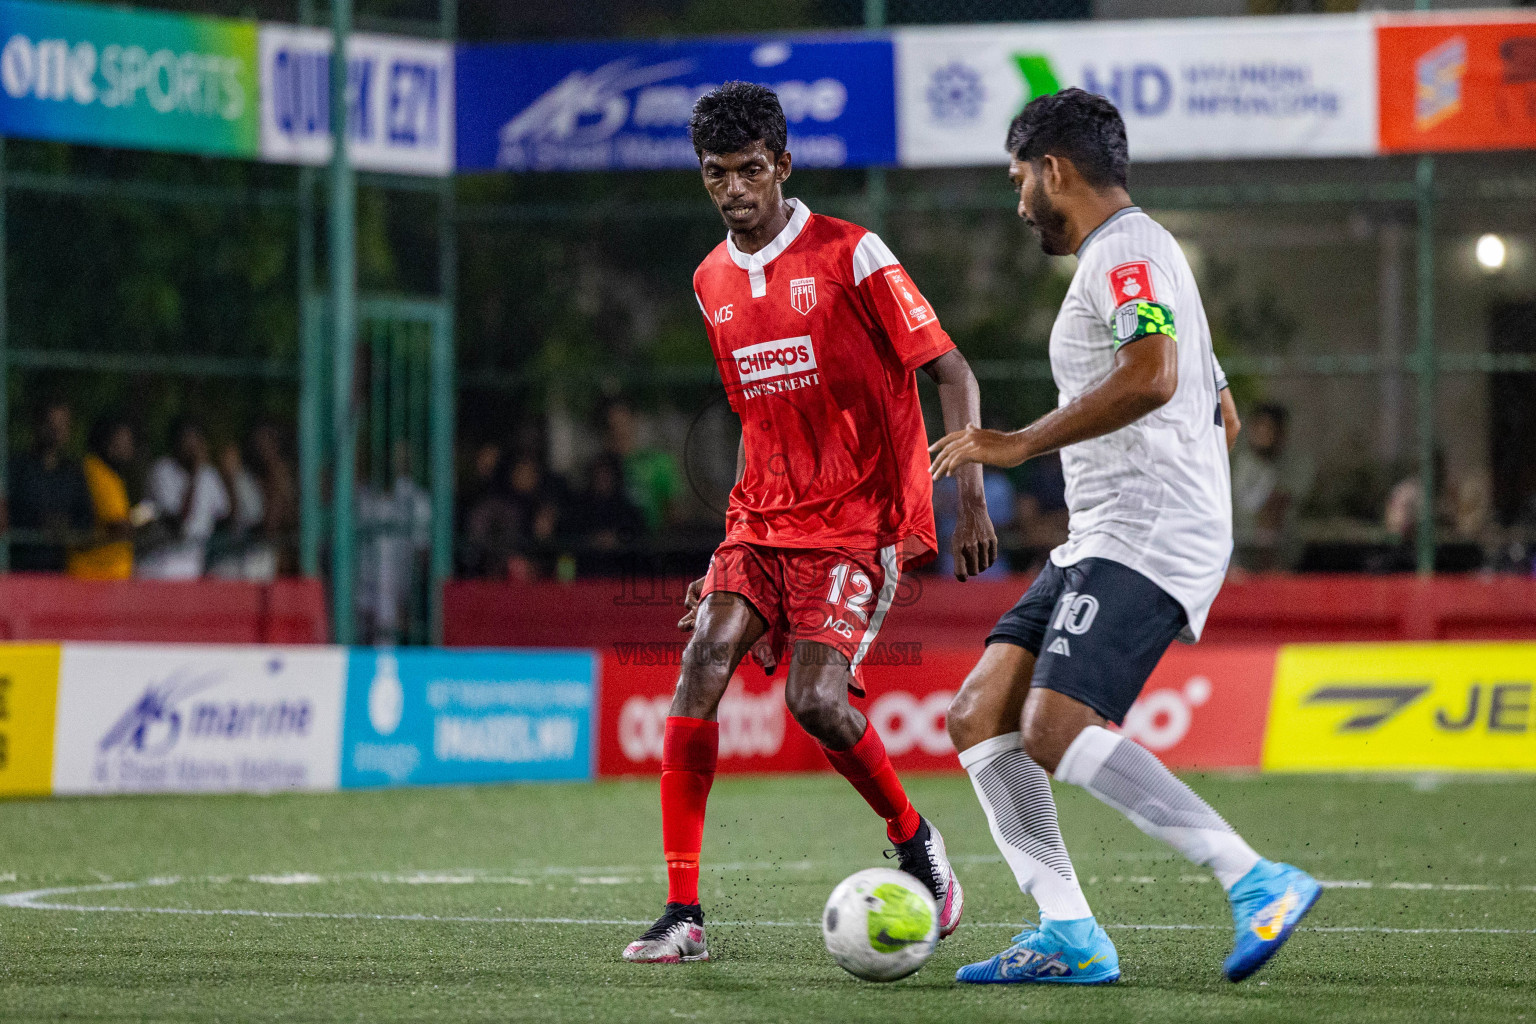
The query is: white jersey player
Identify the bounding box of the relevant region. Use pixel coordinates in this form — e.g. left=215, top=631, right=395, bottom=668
left=929, top=88, right=1320, bottom=986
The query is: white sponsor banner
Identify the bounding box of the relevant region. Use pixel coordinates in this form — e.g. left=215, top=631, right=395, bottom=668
left=259, top=25, right=453, bottom=176
left=53, top=644, right=345, bottom=795
left=896, top=14, right=1377, bottom=166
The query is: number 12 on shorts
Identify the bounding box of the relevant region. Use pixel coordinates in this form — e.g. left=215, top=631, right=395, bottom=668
left=826, top=563, right=874, bottom=623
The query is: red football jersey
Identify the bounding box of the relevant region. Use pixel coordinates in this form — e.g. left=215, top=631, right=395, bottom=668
left=693, top=200, right=955, bottom=565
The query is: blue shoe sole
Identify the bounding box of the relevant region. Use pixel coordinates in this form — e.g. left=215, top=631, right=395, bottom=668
left=956, top=971, right=1120, bottom=986
left=1224, top=883, right=1322, bottom=982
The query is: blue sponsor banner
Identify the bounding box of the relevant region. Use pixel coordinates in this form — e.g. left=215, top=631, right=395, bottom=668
left=455, top=34, right=896, bottom=172
left=342, top=648, right=595, bottom=788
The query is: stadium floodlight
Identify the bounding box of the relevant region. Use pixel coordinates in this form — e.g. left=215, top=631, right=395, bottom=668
left=1475, top=233, right=1507, bottom=271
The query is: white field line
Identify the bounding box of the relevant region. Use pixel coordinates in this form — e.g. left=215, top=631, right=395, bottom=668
left=0, top=878, right=1531, bottom=937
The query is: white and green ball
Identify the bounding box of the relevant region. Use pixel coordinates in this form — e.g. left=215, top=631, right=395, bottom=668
left=821, top=868, right=938, bottom=982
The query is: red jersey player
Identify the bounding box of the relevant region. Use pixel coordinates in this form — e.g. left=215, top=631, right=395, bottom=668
left=623, top=82, right=997, bottom=964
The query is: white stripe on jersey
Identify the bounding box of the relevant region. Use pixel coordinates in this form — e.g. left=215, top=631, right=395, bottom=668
left=1048, top=208, right=1232, bottom=642
left=852, top=232, right=899, bottom=285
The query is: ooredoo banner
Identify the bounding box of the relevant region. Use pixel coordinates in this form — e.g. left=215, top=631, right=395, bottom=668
left=895, top=15, right=1378, bottom=166
left=258, top=24, right=453, bottom=175
left=52, top=643, right=345, bottom=795
left=1377, top=12, right=1536, bottom=155
left=0, top=0, right=259, bottom=157
left=598, top=643, right=1277, bottom=776
left=455, top=35, right=897, bottom=172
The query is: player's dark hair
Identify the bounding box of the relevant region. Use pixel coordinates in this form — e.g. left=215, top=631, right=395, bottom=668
left=689, top=81, right=787, bottom=160
left=1006, top=88, right=1129, bottom=190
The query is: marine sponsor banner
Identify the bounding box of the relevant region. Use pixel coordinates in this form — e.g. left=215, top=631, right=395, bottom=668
left=598, top=644, right=1272, bottom=776
left=259, top=25, right=453, bottom=175
left=895, top=15, right=1377, bottom=166
left=1263, top=643, right=1536, bottom=772
left=0, top=644, right=61, bottom=797
left=1377, top=13, right=1536, bottom=155
left=52, top=643, right=344, bottom=794
left=455, top=35, right=896, bottom=172
left=341, top=648, right=595, bottom=787
left=0, top=0, right=258, bottom=157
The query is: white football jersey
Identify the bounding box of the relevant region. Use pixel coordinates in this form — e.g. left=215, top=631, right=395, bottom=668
left=1047, top=206, right=1232, bottom=641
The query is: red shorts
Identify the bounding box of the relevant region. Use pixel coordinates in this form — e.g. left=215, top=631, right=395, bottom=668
left=700, top=540, right=901, bottom=692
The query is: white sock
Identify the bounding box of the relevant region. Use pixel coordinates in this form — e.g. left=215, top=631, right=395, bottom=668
left=959, top=732, right=1094, bottom=921
left=1056, top=726, right=1261, bottom=890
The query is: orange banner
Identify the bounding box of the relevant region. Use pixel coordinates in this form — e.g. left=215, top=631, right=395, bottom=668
left=1379, top=14, right=1536, bottom=154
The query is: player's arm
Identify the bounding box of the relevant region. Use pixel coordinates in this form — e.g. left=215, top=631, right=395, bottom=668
left=930, top=333, right=1177, bottom=476
left=1220, top=386, right=1240, bottom=452
left=922, top=350, right=997, bottom=580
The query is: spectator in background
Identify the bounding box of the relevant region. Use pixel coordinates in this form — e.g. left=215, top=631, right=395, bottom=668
left=6, top=400, right=93, bottom=573
left=250, top=423, right=299, bottom=575
left=568, top=453, right=645, bottom=575
left=458, top=440, right=516, bottom=577
left=209, top=441, right=272, bottom=581
left=1231, top=403, right=1313, bottom=571
left=356, top=441, right=431, bottom=642
left=67, top=416, right=142, bottom=580
left=136, top=419, right=230, bottom=581
left=603, top=399, right=678, bottom=534
left=506, top=450, right=564, bottom=579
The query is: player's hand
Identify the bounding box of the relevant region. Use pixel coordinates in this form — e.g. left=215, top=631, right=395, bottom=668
left=677, top=576, right=707, bottom=631
left=929, top=426, right=1030, bottom=478
left=951, top=500, right=998, bottom=581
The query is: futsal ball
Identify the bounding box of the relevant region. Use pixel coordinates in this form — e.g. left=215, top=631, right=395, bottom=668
left=822, top=868, right=938, bottom=982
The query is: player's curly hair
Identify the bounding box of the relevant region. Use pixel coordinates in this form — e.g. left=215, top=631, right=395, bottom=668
left=1005, top=88, right=1129, bottom=190
left=689, top=81, right=787, bottom=160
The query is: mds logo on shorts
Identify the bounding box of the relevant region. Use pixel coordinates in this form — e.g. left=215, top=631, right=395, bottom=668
left=732, top=336, right=818, bottom=382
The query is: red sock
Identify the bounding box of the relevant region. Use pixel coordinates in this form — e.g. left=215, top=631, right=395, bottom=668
left=823, top=721, right=922, bottom=844
left=660, top=716, right=718, bottom=906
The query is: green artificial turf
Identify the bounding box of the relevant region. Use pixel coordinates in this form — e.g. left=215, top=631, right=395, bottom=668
left=1, top=772, right=1532, bottom=1023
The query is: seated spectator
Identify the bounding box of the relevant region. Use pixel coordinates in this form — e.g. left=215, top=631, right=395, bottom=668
left=505, top=450, right=566, bottom=579
left=603, top=399, right=679, bottom=533
left=250, top=423, right=299, bottom=575
left=1231, top=403, right=1313, bottom=571
left=567, top=453, right=645, bottom=575
left=7, top=400, right=93, bottom=573
left=136, top=419, right=231, bottom=580
left=67, top=416, right=142, bottom=580
left=209, top=441, right=273, bottom=581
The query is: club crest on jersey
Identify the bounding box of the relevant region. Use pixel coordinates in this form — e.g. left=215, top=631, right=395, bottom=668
left=789, top=276, right=817, bottom=315
left=1108, top=262, right=1155, bottom=307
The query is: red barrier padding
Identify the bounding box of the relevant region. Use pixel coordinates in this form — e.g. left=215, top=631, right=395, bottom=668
left=598, top=644, right=1278, bottom=776
left=445, top=573, right=1536, bottom=650
left=0, top=574, right=328, bottom=644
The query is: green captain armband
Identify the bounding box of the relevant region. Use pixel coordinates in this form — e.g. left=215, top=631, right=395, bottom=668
left=1112, top=300, right=1177, bottom=349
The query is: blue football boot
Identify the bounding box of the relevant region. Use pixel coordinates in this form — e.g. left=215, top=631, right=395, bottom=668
left=1223, top=860, right=1321, bottom=982
left=955, top=917, right=1119, bottom=985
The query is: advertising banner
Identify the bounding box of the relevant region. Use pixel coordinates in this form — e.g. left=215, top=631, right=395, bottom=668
left=1263, top=642, right=1536, bottom=772
left=455, top=35, right=896, bottom=172
left=341, top=648, right=595, bottom=788
left=259, top=25, right=453, bottom=176
left=1377, top=13, right=1536, bottom=155
left=52, top=643, right=344, bottom=794
left=0, top=0, right=258, bottom=157
left=598, top=643, right=1274, bottom=776
left=895, top=15, right=1377, bottom=166
left=0, top=644, right=60, bottom=797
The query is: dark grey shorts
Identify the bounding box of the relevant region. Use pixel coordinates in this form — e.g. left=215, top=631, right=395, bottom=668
left=986, top=556, right=1188, bottom=725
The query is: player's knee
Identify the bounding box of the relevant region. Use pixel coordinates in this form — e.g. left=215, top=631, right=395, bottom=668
left=945, top=685, right=986, bottom=754
left=1020, top=718, right=1065, bottom=775
left=784, top=679, right=854, bottom=746
left=670, top=643, right=734, bottom=718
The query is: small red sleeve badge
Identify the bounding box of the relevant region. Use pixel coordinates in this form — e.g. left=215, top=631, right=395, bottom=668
left=1107, top=261, right=1155, bottom=307
left=883, top=267, right=935, bottom=332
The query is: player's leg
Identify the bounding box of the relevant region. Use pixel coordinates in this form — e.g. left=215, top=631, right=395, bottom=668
left=782, top=640, right=964, bottom=937
left=623, top=553, right=771, bottom=964
left=948, top=563, right=1116, bottom=985
left=1021, top=558, right=1319, bottom=982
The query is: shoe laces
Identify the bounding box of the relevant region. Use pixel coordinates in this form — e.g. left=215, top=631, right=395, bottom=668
left=1009, top=918, right=1041, bottom=947
left=637, top=903, right=701, bottom=942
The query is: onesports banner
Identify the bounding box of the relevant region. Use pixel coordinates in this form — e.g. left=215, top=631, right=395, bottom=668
left=454, top=35, right=897, bottom=172
left=0, top=0, right=259, bottom=157
left=258, top=25, right=453, bottom=176
left=1377, top=12, right=1536, bottom=155
left=894, top=15, right=1379, bottom=166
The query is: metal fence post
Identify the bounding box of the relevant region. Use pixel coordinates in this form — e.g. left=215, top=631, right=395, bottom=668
left=864, top=0, right=888, bottom=238
left=1413, top=155, right=1437, bottom=576
left=431, top=0, right=458, bottom=644
left=329, top=0, right=358, bottom=642
left=0, top=137, right=9, bottom=574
